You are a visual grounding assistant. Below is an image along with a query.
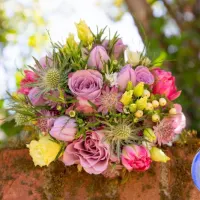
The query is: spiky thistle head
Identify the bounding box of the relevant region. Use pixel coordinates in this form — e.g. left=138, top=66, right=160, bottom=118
left=15, top=113, right=30, bottom=126
left=103, top=119, right=144, bottom=157
left=43, top=68, right=60, bottom=89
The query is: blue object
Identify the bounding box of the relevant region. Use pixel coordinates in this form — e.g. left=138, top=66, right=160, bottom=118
left=191, top=151, right=200, bottom=190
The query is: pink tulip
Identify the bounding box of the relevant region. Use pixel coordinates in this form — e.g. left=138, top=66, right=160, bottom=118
left=121, top=145, right=151, bottom=171
left=152, top=68, right=181, bottom=101
left=87, top=46, right=110, bottom=70
left=117, top=64, right=136, bottom=92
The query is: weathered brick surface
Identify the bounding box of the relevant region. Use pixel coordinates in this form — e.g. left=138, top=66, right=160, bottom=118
left=0, top=147, right=199, bottom=200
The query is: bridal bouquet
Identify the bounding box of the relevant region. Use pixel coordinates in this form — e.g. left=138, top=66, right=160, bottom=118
left=10, top=20, right=186, bottom=177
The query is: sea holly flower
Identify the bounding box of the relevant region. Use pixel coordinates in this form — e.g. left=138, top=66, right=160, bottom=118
left=95, top=86, right=123, bottom=114
left=75, top=20, right=94, bottom=46
left=68, top=69, right=103, bottom=100
left=117, top=64, right=136, bottom=92
left=121, top=145, right=152, bottom=171
left=152, top=68, right=181, bottom=101
left=63, top=130, right=110, bottom=174
left=27, top=135, right=62, bottom=167
left=150, top=147, right=170, bottom=163
left=50, top=116, right=77, bottom=142
left=87, top=46, right=110, bottom=71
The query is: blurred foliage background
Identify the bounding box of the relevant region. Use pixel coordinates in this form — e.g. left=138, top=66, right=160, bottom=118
left=0, top=0, right=199, bottom=140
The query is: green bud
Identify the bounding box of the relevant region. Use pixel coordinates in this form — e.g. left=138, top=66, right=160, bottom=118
left=133, top=82, right=144, bottom=97
left=129, top=103, right=137, bottom=113
left=136, top=97, right=147, bottom=110
left=126, top=81, right=134, bottom=91
left=133, top=117, right=139, bottom=123
left=143, top=128, right=156, bottom=142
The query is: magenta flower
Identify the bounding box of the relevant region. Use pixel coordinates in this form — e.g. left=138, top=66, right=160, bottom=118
left=121, top=145, right=151, bottom=171
left=117, top=64, right=136, bottom=92
left=50, top=116, right=77, bottom=142
left=95, top=86, right=123, bottom=114
left=28, top=87, right=45, bottom=106
left=18, top=70, right=38, bottom=95
left=135, top=66, right=154, bottom=85
left=63, top=130, right=110, bottom=174
left=87, top=46, right=110, bottom=70
left=152, top=68, right=181, bottom=101
left=68, top=69, right=103, bottom=100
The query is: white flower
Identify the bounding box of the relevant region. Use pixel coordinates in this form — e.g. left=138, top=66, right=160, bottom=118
left=105, top=72, right=118, bottom=87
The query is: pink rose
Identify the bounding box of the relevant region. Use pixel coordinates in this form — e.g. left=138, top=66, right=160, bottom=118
left=135, top=66, right=154, bottom=85
left=76, top=97, right=95, bottom=114
left=87, top=46, right=110, bottom=70
left=68, top=69, right=103, bottom=100
left=50, top=116, right=77, bottom=142
left=28, top=87, right=45, bottom=106
left=117, top=64, right=136, bottom=91
left=121, top=145, right=151, bottom=171
left=152, top=68, right=181, bottom=101
left=18, top=70, right=38, bottom=95
left=63, top=130, right=110, bottom=174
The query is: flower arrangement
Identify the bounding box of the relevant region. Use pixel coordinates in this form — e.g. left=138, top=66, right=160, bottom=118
left=9, top=20, right=186, bottom=177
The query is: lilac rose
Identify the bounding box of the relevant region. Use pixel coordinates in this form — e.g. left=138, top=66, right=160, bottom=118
left=50, top=116, right=77, bottom=142
left=117, top=64, right=136, bottom=92
left=135, top=66, right=154, bottom=85
left=63, top=130, right=110, bottom=174
left=28, top=87, right=45, bottom=106
left=87, top=46, right=110, bottom=70
left=68, top=69, right=103, bottom=100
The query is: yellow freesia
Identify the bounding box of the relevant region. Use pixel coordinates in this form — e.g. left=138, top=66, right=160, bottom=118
left=75, top=20, right=94, bottom=46
left=136, top=96, right=147, bottom=110
left=120, top=90, right=133, bottom=106
left=150, top=147, right=170, bottom=163
left=129, top=103, right=137, bottom=113
left=63, top=33, right=78, bottom=54
left=27, top=136, right=62, bottom=167
left=143, top=128, right=156, bottom=142
left=133, top=82, right=144, bottom=97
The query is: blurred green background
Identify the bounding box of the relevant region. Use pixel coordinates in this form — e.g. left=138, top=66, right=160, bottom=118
left=0, top=0, right=199, bottom=140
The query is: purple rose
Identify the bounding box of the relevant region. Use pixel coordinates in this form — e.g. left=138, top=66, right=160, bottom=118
left=28, top=87, right=45, bottom=106
left=50, top=116, right=77, bottom=142
left=113, top=39, right=127, bottom=59
left=135, top=66, right=154, bottom=85
left=87, top=46, right=110, bottom=70
left=68, top=69, right=103, bottom=100
left=63, top=130, right=110, bottom=174
left=117, top=64, right=136, bottom=92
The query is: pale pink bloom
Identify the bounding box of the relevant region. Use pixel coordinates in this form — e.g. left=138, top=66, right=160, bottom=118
left=76, top=97, right=95, bottom=114
left=121, top=145, right=151, bottom=172
left=63, top=130, right=110, bottom=174
left=28, top=87, right=45, bottom=106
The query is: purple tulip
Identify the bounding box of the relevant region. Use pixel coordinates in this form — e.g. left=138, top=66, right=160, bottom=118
left=135, top=66, right=154, bottom=85
left=87, top=46, right=110, bottom=70
left=50, top=116, right=77, bottom=142
left=117, top=64, right=136, bottom=92
left=28, top=87, right=45, bottom=106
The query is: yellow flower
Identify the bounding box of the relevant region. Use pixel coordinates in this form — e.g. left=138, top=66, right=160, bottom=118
left=136, top=96, right=147, bottom=110
left=126, top=81, right=134, bottom=91
left=133, top=82, right=144, bottom=97
left=129, top=103, right=137, bottom=113
left=27, top=136, right=62, bottom=167
left=75, top=20, right=94, bottom=46
left=150, top=147, right=170, bottom=163
left=120, top=90, right=133, bottom=106
left=143, top=128, right=156, bottom=142
left=63, top=33, right=78, bottom=54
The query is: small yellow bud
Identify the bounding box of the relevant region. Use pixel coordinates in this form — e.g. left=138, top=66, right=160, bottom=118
left=152, top=100, right=159, bottom=108
left=133, top=82, right=144, bottom=97
left=152, top=114, right=160, bottom=122
left=143, top=89, right=150, bottom=98
left=133, top=117, right=139, bottom=123
left=169, top=108, right=177, bottom=115
left=146, top=102, right=154, bottom=111
left=143, top=128, right=156, bottom=142
left=120, top=90, right=133, bottom=106
left=159, top=98, right=167, bottom=107
left=113, top=60, right=118, bottom=65
left=135, top=110, right=143, bottom=118
left=129, top=103, right=137, bottom=113
left=126, top=81, right=134, bottom=91
left=136, top=97, right=147, bottom=110
left=150, top=147, right=170, bottom=163
left=56, top=105, right=62, bottom=111
left=75, top=20, right=94, bottom=46
left=69, top=110, right=76, bottom=117
left=77, top=164, right=83, bottom=172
